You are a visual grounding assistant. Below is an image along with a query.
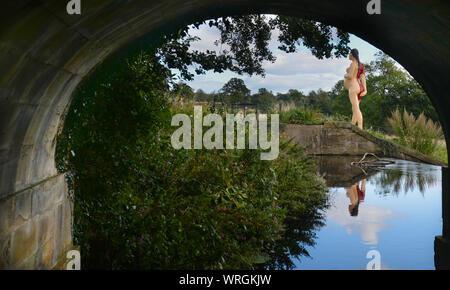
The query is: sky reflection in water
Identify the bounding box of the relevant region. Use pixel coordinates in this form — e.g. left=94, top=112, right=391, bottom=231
left=295, top=159, right=443, bottom=270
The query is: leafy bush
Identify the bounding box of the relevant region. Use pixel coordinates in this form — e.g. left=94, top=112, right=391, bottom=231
left=279, top=106, right=349, bottom=125
left=387, top=108, right=443, bottom=155
left=56, top=50, right=328, bottom=269
left=280, top=108, right=322, bottom=124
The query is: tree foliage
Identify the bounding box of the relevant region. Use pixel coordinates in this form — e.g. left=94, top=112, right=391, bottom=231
left=330, top=52, right=439, bottom=129
left=276, top=89, right=307, bottom=106
left=220, top=78, right=251, bottom=104
left=56, top=50, right=328, bottom=270
left=251, top=88, right=276, bottom=113
left=158, top=15, right=351, bottom=80
left=171, top=82, right=195, bottom=100
left=273, top=16, right=350, bottom=58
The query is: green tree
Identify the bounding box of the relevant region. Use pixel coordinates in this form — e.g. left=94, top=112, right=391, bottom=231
left=362, top=52, right=438, bottom=128
left=330, top=52, right=439, bottom=129
left=194, top=89, right=209, bottom=102
left=220, top=78, right=251, bottom=104
left=251, top=88, right=276, bottom=113
left=277, top=89, right=307, bottom=107
left=329, top=80, right=353, bottom=122
left=54, top=13, right=352, bottom=270
left=155, top=15, right=351, bottom=81
left=307, top=89, right=331, bottom=114
left=171, top=82, right=194, bottom=100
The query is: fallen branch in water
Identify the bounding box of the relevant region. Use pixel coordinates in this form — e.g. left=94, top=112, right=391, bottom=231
left=351, top=153, right=395, bottom=175
left=351, top=153, right=395, bottom=166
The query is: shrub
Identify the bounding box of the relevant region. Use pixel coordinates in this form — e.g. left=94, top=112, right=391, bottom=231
left=280, top=108, right=323, bottom=124
left=387, top=108, right=443, bottom=155
left=56, top=50, right=328, bottom=270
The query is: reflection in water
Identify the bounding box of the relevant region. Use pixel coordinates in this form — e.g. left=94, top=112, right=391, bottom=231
left=262, top=202, right=328, bottom=270
left=268, top=157, right=442, bottom=270
left=346, top=179, right=366, bottom=217
left=326, top=188, right=399, bottom=246
left=370, top=162, right=439, bottom=196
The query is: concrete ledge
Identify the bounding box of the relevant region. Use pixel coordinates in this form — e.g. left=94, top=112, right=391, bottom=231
left=346, top=123, right=448, bottom=167
left=281, top=122, right=447, bottom=167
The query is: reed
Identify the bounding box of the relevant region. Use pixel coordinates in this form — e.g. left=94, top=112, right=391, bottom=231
left=388, top=108, right=443, bottom=156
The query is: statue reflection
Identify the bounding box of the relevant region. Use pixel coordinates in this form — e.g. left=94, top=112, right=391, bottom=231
left=346, top=179, right=366, bottom=217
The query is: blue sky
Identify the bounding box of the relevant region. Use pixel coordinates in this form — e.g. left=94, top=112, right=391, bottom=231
left=174, top=18, right=384, bottom=95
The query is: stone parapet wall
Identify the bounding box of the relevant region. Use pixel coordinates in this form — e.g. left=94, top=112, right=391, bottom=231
left=281, top=122, right=382, bottom=156
left=281, top=122, right=447, bottom=167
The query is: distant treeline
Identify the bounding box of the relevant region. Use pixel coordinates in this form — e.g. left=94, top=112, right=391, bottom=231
left=171, top=52, right=438, bottom=131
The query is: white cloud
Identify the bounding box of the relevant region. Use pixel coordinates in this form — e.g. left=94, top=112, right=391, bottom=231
left=326, top=189, right=404, bottom=246
left=184, top=49, right=350, bottom=94
left=243, top=71, right=343, bottom=93
left=263, top=53, right=349, bottom=76
left=187, top=25, right=228, bottom=53
left=186, top=79, right=224, bottom=93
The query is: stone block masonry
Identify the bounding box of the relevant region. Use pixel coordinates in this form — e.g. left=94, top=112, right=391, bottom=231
left=0, top=174, right=73, bottom=269
left=281, top=122, right=447, bottom=167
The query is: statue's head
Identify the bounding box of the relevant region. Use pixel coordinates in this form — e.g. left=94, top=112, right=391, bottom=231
left=349, top=203, right=359, bottom=217
left=350, top=48, right=360, bottom=62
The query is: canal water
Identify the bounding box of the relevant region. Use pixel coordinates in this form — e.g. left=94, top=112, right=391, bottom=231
left=293, top=156, right=443, bottom=270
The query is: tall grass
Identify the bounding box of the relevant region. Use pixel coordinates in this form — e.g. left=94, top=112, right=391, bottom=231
left=280, top=107, right=322, bottom=124
left=432, top=142, right=448, bottom=164
left=387, top=108, right=443, bottom=156
left=276, top=101, right=297, bottom=113
left=277, top=102, right=349, bottom=125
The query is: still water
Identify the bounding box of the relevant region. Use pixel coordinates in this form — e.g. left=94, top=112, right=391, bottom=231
left=294, top=157, right=443, bottom=270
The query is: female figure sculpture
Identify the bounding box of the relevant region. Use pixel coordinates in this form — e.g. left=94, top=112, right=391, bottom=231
left=346, top=179, right=366, bottom=217
left=344, top=49, right=366, bottom=129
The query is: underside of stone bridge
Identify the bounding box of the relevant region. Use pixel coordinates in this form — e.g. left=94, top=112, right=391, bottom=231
left=0, top=0, right=448, bottom=269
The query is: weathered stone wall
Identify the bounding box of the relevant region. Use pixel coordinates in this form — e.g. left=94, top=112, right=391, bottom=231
left=281, top=122, right=382, bottom=155
left=0, top=174, right=72, bottom=269
left=281, top=122, right=447, bottom=167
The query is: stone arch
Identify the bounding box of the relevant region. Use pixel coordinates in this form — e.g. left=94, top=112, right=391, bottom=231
left=0, top=0, right=448, bottom=269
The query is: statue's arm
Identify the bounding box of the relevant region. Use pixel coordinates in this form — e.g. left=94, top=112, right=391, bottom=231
left=360, top=73, right=367, bottom=96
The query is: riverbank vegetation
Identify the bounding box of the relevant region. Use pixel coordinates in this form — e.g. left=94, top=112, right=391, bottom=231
left=189, top=52, right=447, bottom=163
left=56, top=49, right=329, bottom=269
left=56, top=13, right=352, bottom=269
left=366, top=109, right=447, bottom=163
left=190, top=52, right=439, bottom=127
left=387, top=109, right=444, bottom=156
